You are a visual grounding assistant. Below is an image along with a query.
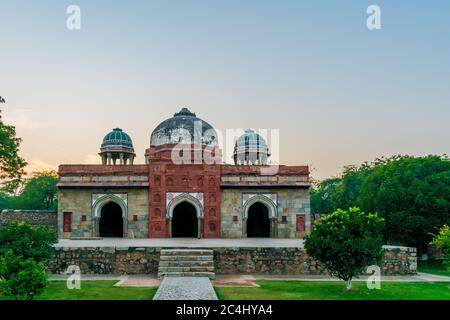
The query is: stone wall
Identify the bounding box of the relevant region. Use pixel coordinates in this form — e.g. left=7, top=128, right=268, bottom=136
left=47, top=245, right=417, bottom=276
left=215, top=246, right=417, bottom=276
left=0, top=210, right=57, bottom=232
left=221, top=188, right=311, bottom=238
left=58, top=188, right=148, bottom=238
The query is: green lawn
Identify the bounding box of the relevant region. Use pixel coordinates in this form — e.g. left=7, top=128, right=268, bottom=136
left=418, top=260, right=450, bottom=277
left=0, top=281, right=157, bottom=300
left=215, top=281, right=450, bottom=300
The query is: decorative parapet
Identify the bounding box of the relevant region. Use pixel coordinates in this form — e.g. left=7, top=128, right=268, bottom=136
left=57, top=165, right=149, bottom=187
left=220, top=165, right=310, bottom=187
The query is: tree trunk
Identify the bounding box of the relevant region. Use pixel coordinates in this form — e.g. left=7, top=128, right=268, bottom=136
left=346, top=279, right=353, bottom=291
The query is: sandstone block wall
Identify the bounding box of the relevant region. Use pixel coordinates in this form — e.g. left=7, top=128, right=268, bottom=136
left=221, top=188, right=311, bottom=238
left=0, top=210, right=57, bottom=232
left=58, top=188, right=148, bottom=238
left=47, top=245, right=416, bottom=276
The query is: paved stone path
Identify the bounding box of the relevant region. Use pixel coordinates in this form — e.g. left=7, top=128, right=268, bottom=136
left=153, top=277, right=218, bottom=300
left=114, top=275, right=161, bottom=287
left=55, top=238, right=305, bottom=248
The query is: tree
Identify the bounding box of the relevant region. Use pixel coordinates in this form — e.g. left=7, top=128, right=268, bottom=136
left=0, top=250, right=48, bottom=300
left=310, top=157, right=395, bottom=214
left=0, top=221, right=57, bottom=262
left=357, top=155, right=450, bottom=252
left=0, top=170, right=58, bottom=211
left=304, top=207, right=385, bottom=290
left=7, top=170, right=58, bottom=210
left=430, top=225, right=450, bottom=271
left=311, top=155, right=450, bottom=253
left=0, top=110, right=27, bottom=193
left=310, top=178, right=341, bottom=214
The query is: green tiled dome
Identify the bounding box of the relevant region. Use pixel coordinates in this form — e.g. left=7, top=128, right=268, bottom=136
left=233, top=129, right=270, bottom=165
left=236, top=129, right=268, bottom=148
left=236, top=130, right=266, bottom=146
left=101, top=128, right=134, bottom=151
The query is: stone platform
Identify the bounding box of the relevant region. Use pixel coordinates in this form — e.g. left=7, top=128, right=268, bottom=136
left=48, top=239, right=417, bottom=276
left=56, top=238, right=305, bottom=248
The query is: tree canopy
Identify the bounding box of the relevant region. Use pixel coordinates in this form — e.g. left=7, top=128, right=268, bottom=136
left=0, top=110, right=27, bottom=192
left=311, top=155, right=450, bottom=251
left=305, top=207, right=384, bottom=290
left=0, top=170, right=58, bottom=211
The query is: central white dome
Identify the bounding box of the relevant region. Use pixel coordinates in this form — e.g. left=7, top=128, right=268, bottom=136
left=150, top=107, right=218, bottom=146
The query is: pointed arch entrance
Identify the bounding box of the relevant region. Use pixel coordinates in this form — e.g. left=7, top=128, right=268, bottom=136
left=242, top=194, right=278, bottom=238
left=246, top=202, right=270, bottom=237
left=166, top=193, right=203, bottom=238
left=92, top=193, right=128, bottom=238
left=99, top=202, right=123, bottom=237
left=171, top=201, right=198, bottom=238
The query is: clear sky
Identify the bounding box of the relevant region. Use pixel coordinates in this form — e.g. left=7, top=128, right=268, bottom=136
left=0, top=0, right=449, bottom=179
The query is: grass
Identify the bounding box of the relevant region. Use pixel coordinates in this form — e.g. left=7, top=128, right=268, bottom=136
left=215, top=281, right=450, bottom=300
left=1, top=279, right=448, bottom=300
left=0, top=281, right=157, bottom=300
left=418, top=260, right=450, bottom=277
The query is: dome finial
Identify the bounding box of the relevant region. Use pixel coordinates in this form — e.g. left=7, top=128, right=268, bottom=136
left=174, top=107, right=196, bottom=117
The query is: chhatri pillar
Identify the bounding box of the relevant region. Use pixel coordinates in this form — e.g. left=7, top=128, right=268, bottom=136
left=99, top=128, right=136, bottom=166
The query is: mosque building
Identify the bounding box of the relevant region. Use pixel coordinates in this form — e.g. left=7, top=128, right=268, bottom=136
left=57, top=107, right=311, bottom=239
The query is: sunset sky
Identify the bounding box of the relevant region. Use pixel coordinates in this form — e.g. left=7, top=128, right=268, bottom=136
left=1, top=0, right=449, bottom=180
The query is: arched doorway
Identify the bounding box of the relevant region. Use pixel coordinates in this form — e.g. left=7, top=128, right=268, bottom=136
left=172, top=201, right=198, bottom=238
left=99, top=202, right=123, bottom=237
left=247, top=202, right=270, bottom=237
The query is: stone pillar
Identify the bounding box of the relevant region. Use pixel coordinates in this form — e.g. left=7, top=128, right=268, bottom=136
left=198, top=217, right=202, bottom=239
left=123, top=217, right=127, bottom=238
left=167, top=217, right=172, bottom=238
left=242, top=218, right=247, bottom=238
left=271, top=218, right=278, bottom=238
left=107, top=153, right=112, bottom=165
left=119, top=153, right=124, bottom=165
left=101, top=154, right=107, bottom=165
left=93, top=217, right=100, bottom=237
left=130, top=155, right=135, bottom=165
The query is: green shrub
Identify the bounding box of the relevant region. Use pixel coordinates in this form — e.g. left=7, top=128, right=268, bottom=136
left=0, top=222, right=56, bottom=300
left=0, top=221, right=57, bottom=262
left=430, top=225, right=450, bottom=271
left=0, top=250, right=48, bottom=300
left=305, top=207, right=385, bottom=290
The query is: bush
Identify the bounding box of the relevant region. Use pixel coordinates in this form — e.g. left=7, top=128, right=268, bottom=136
left=0, top=251, right=48, bottom=300
left=0, top=222, right=56, bottom=300
left=430, top=225, right=450, bottom=271
left=0, top=221, right=57, bottom=262
left=304, top=207, right=385, bottom=290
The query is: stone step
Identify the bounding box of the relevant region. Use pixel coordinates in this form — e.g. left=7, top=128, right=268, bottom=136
left=158, top=272, right=216, bottom=280
left=160, top=249, right=213, bottom=256
left=158, top=249, right=216, bottom=280
left=158, top=266, right=215, bottom=273
left=159, top=260, right=214, bottom=267
left=160, top=255, right=213, bottom=262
